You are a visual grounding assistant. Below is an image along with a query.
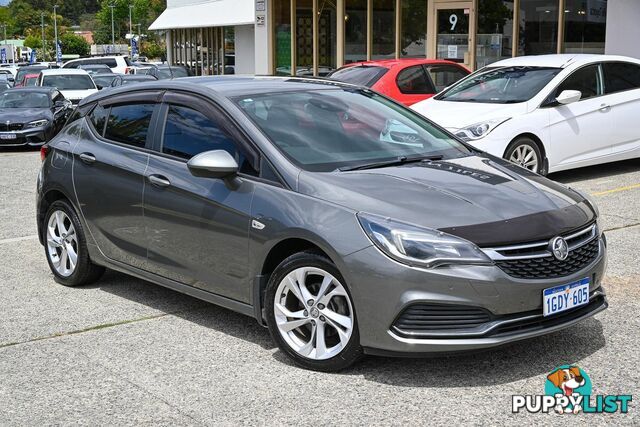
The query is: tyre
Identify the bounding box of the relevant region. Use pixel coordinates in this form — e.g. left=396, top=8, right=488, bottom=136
left=265, top=251, right=363, bottom=371
left=43, top=199, right=105, bottom=287
left=504, top=137, right=547, bottom=175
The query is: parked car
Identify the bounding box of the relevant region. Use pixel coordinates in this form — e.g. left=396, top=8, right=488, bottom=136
left=78, top=64, right=113, bottom=75
left=0, top=87, right=71, bottom=147
left=412, top=54, right=640, bottom=175
left=109, top=74, right=157, bottom=87
left=92, top=74, right=118, bottom=90
left=23, top=73, right=40, bottom=86
left=37, top=69, right=98, bottom=105
left=15, top=65, right=49, bottom=87
left=37, top=77, right=607, bottom=371
left=0, top=68, right=16, bottom=85
left=141, top=65, right=190, bottom=80
left=62, top=56, right=133, bottom=75
left=329, top=59, right=470, bottom=106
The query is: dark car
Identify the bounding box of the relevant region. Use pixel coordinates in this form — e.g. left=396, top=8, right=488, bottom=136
left=15, top=66, right=49, bottom=87
left=37, top=77, right=607, bottom=371
left=92, top=74, right=118, bottom=90
left=0, top=87, right=71, bottom=147
left=110, top=74, right=157, bottom=87
left=78, top=64, right=113, bottom=75
left=142, top=65, right=190, bottom=80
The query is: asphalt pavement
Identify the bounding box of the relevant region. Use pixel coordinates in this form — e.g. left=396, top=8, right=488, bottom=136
left=0, top=149, right=638, bottom=426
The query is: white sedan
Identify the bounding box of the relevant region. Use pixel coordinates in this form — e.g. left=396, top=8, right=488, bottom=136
left=37, top=69, right=98, bottom=106
left=411, top=54, right=640, bottom=175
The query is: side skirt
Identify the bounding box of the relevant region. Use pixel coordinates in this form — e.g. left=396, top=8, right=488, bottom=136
left=100, top=256, right=255, bottom=319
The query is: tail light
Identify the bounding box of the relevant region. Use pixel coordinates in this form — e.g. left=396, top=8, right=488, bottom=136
left=40, top=145, right=49, bottom=162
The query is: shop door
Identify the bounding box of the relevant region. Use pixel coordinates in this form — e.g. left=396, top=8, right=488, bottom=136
left=432, top=1, right=475, bottom=70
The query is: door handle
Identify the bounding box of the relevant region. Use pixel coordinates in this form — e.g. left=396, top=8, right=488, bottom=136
left=599, top=103, right=611, bottom=112
left=79, top=152, right=96, bottom=164
left=148, top=174, right=171, bottom=188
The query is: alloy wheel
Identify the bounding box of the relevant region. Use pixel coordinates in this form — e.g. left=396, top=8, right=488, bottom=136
left=509, top=144, right=539, bottom=172
left=274, top=267, right=354, bottom=360
left=46, top=210, right=78, bottom=277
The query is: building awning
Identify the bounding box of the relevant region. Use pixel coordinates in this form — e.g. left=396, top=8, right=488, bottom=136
left=149, top=1, right=255, bottom=31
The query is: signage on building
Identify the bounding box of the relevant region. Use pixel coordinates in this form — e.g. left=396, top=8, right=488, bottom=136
left=0, top=48, right=6, bottom=64
left=256, top=0, right=265, bottom=12
left=586, top=0, right=607, bottom=23
left=256, top=15, right=265, bottom=26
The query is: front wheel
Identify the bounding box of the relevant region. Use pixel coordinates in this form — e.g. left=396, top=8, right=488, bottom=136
left=265, top=251, right=363, bottom=371
left=504, top=137, right=546, bottom=175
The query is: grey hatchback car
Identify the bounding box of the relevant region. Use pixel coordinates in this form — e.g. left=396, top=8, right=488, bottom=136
left=36, top=77, right=607, bottom=371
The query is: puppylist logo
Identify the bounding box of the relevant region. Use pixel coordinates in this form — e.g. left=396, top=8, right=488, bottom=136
left=512, top=365, right=632, bottom=414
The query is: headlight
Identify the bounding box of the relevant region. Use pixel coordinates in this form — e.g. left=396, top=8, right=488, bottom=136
left=26, top=119, right=49, bottom=129
left=357, top=213, right=492, bottom=268
left=455, top=118, right=510, bottom=141
left=572, top=188, right=602, bottom=235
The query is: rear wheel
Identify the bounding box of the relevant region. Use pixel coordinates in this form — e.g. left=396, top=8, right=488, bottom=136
left=265, top=251, right=362, bottom=371
left=44, top=200, right=105, bottom=287
left=504, top=137, right=546, bottom=175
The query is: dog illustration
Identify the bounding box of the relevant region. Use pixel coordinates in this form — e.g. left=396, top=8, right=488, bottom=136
left=547, top=366, right=586, bottom=414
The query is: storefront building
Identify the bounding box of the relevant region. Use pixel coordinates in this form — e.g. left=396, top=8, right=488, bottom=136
left=151, top=0, right=637, bottom=76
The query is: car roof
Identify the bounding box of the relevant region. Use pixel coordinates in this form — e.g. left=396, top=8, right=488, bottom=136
left=80, top=76, right=360, bottom=106
left=488, top=54, right=640, bottom=68
left=5, top=87, right=56, bottom=94
left=40, top=69, right=92, bottom=76
left=340, top=58, right=464, bottom=70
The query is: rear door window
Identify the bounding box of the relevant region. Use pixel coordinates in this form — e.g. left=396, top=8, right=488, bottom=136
left=555, top=64, right=602, bottom=100
left=329, top=66, right=388, bottom=87
left=396, top=65, right=435, bottom=94
left=104, top=103, right=155, bottom=147
left=603, top=62, right=640, bottom=94
left=426, top=65, right=469, bottom=92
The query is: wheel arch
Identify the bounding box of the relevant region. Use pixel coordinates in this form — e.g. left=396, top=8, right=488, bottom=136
left=38, top=187, right=77, bottom=245
left=506, top=132, right=549, bottom=174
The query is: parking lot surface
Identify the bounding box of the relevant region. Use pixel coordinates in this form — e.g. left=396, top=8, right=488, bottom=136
left=0, top=149, right=638, bottom=426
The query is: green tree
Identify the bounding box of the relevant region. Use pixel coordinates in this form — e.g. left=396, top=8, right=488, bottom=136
left=141, top=40, right=164, bottom=59
left=60, top=32, right=90, bottom=56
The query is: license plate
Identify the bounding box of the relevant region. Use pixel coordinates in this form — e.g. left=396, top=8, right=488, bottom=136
left=543, top=278, right=590, bottom=316
left=0, top=133, right=16, bottom=140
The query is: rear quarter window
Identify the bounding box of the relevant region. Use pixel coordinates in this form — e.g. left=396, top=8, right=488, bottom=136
left=329, top=66, right=388, bottom=87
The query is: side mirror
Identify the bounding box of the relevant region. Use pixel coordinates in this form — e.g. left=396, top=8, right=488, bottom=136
left=556, top=90, right=581, bottom=105
left=187, top=150, right=239, bottom=179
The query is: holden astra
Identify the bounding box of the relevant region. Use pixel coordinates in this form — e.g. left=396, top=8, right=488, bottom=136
left=37, top=77, right=607, bottom=371
left=0, top=87, right=72, bottom=147
left=412, top=54, right=640, bottom=175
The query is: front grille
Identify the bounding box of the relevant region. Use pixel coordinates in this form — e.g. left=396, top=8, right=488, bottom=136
left=0, top=123, right=23, bottom=131
left=495, top=238, right=599, bottom=279
left=393, top=303, right=492, bottom=334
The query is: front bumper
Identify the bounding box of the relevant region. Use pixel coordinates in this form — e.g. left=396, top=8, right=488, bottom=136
left=342, top=236, right=607, bottom=355
left=0, top=126, right=49, bottom=147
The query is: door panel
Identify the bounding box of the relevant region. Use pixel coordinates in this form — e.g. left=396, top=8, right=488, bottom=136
left=547, top=64, right=612, bottom=166
left=143, top=98, right=258, bottom=302
left=72, top=126, right=149, bottom=269
left=602, top=62, right=640, bottom=155
left=143, top=155, right=255, bottom=302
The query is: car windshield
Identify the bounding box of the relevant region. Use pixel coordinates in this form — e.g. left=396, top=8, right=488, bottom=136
left=436, top=66, right=562, bottom=103
left=158, top=67, right=189, bottom=79
left=329, top=66, right=388, bottom=87
left=0, top=92, right=50, bottom=108
left=42, top=75, right=96, bottom=90
left=235, top=89, right=472, bottom=172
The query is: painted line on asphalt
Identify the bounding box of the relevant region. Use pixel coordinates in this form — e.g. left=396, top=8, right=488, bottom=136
left=593, top=183, right=640, bottom=196
left=0, top=235, right=38, bottom=245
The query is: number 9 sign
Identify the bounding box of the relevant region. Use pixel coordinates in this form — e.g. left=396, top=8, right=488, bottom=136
left=449, top=14, right=458, bottom=31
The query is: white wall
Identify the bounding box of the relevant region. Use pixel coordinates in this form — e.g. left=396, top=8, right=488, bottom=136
left=605, top=0, right=640, bottom=59
left=234, top=24, right=255, bottom=74
left=254, top=0, right=272, bottom=75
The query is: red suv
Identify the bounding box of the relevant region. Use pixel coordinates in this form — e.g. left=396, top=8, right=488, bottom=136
left=329, top=59, right=469, bottom=106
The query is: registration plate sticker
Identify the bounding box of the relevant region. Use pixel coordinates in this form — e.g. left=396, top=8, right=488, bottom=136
left=0, top=133, right=16, bottom=140
left=543, top=278, right=590, bottom=317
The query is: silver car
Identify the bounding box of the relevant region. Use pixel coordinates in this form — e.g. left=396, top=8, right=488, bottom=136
left=36, top=77, right=607, bottom=371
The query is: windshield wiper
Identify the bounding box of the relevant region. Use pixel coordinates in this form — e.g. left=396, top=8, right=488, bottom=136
left=338, top=155, right=444, bottom=172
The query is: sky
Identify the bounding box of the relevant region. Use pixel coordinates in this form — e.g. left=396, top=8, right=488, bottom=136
left=0, top=0, right=9, bottom=6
